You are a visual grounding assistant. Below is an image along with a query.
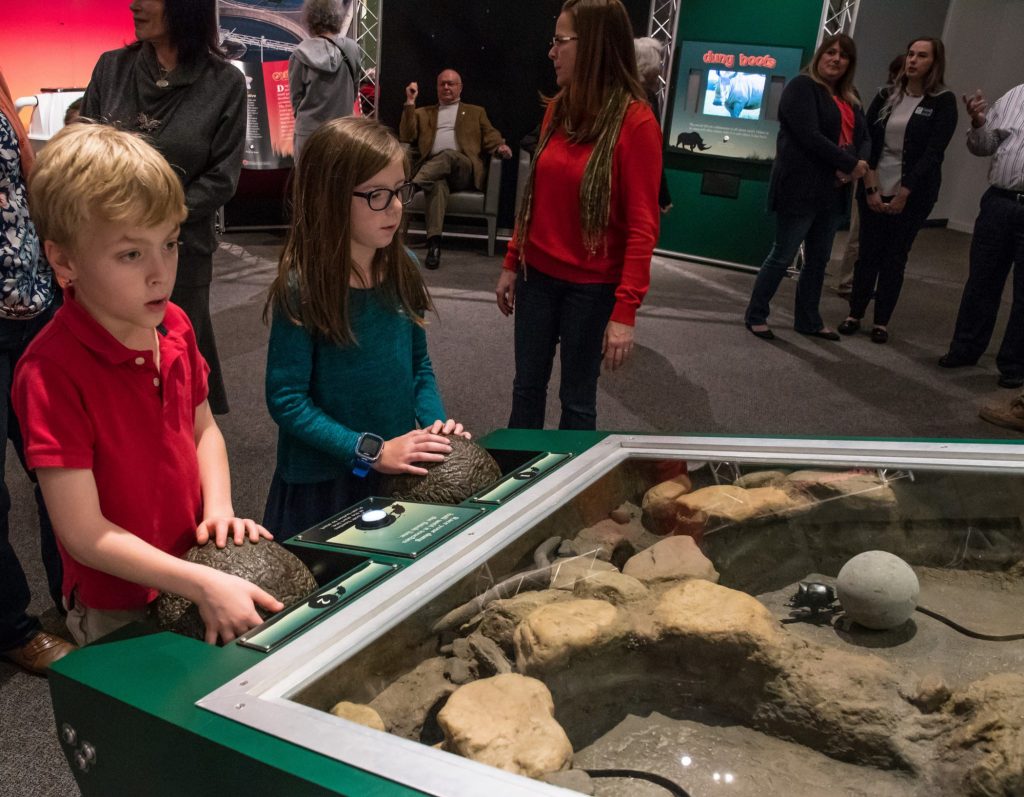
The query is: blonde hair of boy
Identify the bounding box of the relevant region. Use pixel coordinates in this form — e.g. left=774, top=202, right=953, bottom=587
left=29, top=123, right=187, bottom=251
left=265, top=116, right=431, bottom=346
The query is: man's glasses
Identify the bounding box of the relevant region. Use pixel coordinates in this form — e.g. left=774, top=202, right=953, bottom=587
left=550, top=35, right=578, bottom=48
left=352, top=182, right=416, bottom=211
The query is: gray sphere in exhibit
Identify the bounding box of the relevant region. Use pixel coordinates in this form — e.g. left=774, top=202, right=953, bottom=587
left=836, top=550, right=920, bottom=630
left=153, top=539, right=317, bottom=641
left=380, top=436, right=501, bottom=504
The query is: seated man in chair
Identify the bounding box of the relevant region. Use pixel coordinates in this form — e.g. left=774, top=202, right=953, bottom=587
left=400, top=69, right=512, bottom=269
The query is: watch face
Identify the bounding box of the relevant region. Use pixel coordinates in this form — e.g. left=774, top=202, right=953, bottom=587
left=357, top=434, right=385, bottom=459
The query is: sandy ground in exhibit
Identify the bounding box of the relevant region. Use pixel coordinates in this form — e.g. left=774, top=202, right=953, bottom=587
left=570, top=567, right=1024, bottom=797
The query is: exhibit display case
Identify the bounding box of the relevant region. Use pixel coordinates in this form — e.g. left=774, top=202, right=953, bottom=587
left=50, top=430, right=1024, bottom=796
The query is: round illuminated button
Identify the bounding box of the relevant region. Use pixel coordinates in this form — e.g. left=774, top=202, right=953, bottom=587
left=355, top=508, right=394, bottom=530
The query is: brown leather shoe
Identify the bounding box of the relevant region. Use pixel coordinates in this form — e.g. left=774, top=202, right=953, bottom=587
left=979, top=394, right=1024, bottom=433
left=2, top=631, right=78, bottom=676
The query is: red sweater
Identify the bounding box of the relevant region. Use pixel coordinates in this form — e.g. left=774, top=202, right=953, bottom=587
left=504, top=100, right=662, bottom=325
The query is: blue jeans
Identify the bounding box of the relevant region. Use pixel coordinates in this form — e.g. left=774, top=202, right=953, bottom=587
left=509, top=268, right=617, bottom=431
left=0, top=306, right=62, bottom=652
left=744, top=206, right=842, bottom=333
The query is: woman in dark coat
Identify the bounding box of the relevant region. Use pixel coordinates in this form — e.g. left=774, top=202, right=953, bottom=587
left=839, top=38, right=957, bottom=344
left=81, top=0, right=246, bottom=414
left=744, top=34, right=869, bottom=341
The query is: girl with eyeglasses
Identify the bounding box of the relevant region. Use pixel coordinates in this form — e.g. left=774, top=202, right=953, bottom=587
left=262, top=117, right=470, bottom=539
left=496, top=0, right=662, bottom=431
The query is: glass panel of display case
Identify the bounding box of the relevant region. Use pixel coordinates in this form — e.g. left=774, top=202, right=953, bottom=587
left=277, top=450, right=1024, bottom=796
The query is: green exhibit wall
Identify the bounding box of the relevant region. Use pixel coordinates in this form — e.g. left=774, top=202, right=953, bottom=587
left=659, top=0, right=824, bottom=267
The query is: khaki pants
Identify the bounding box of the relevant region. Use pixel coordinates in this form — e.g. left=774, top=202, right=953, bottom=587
left=64, top=595, right=148, bottom=646
left=413, top=149, right=474, bottom=238
left=828, top=200, right=860, bottom=291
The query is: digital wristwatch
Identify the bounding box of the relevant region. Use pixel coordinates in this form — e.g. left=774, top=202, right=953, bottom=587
left=352, top=432, right=385, bottom=478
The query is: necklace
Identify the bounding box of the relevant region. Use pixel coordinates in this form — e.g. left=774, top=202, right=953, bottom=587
left=156, top=64, right=172, bottom=89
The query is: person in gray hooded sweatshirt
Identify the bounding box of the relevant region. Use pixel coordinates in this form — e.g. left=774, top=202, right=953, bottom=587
left=290, top=0, right=361, bottom=162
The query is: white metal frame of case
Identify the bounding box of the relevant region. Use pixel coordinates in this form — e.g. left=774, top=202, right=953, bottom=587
left=199, top=435, right=1024, bottom=797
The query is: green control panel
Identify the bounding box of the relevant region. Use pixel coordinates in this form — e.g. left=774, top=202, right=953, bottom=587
left=236, top=560, right=398, bottom=653
left=295, top=497, right=484, bottom=558
left=469, top=452, right=572, bottom=505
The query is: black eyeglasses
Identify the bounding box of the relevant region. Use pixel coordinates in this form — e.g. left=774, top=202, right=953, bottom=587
left=550, top=35, right=578, bottom=48
left=352, top=181, right=416, bottom=211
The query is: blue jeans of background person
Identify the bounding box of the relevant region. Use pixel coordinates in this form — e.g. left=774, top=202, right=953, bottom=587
left=509, top=268, right=617, bottom=431
left=947, top=187, right=1024, bottom=378
left=0, top=308, right=62, bottom=652
left=744, top=205, right=842, bottom=333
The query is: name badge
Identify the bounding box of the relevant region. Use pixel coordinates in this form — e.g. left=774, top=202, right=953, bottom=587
left=914, top=106, right=934, bottom=117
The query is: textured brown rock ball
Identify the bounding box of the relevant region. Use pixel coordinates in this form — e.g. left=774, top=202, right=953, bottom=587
left=152, top=539, right=318, bottom=640
left=379, top=436, right=501, bottom=504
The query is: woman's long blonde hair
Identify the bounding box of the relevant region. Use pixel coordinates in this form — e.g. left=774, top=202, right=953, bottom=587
left=264, top=117, right=431, bottom=345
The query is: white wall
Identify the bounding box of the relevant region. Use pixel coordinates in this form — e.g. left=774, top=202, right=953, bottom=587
left=852, top=0, right=1024, bottom=232
left=935, top=0, right=1024, bottom=231
left=853, top=0, right=950, bottom=103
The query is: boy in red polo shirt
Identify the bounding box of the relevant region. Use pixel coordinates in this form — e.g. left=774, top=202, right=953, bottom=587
left=12, top=124, right=283, bottom=646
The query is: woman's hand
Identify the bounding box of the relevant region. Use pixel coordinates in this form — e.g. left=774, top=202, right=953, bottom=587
left=375, top=430, right=452, bottom=476
left=886, top=187, right=910, bottom=215
left=426, top=419, right=472, bottom=440
left=496, top=269, right=517, bottom=316
left=602, top=320, right=635, bottom=371
left=866, top=191, right=886, bottom=213
left=851, top=160, right=869, bottom=180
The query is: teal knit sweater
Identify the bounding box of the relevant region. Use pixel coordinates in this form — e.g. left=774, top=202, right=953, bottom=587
left=266, top=287, right=446, bottom=483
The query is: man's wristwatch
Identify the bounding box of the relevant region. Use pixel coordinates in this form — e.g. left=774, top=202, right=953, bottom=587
left=864, top=186, right=880, bottom=195
left=352, top=433, right=385, bottom=478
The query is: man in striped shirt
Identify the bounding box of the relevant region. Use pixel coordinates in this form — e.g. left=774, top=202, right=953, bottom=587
left=940, top=84, right=1024, bottom=402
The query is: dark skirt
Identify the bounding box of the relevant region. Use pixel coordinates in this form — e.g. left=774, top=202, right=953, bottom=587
left=262, top=469, right=379, bottom=542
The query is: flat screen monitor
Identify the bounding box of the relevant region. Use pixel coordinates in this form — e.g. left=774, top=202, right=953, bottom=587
left=702, top=69, right=767, bottom=121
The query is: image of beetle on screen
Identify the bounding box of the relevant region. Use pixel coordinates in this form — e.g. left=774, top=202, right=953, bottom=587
left=703, top=69, right=766, bottom=120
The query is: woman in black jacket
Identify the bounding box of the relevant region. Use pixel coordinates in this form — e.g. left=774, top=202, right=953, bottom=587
left=744, top=34, right=869, bottom=341
left=81, top=0, right=246, bottom=413
left=839, top=38, right=957, bottom=344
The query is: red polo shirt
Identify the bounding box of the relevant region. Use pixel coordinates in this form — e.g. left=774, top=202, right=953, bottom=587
left=12, top=295, right=209, bottom=610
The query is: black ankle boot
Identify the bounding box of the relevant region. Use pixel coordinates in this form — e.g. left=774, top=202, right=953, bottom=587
left=425, top=237, right=441, bottom=270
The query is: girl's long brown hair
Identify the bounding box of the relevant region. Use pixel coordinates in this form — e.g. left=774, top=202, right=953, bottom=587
left=264, top=117, right=431, bottom=345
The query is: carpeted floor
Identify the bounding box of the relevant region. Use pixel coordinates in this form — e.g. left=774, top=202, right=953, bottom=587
left=1, top=224, right=1020, bottom=796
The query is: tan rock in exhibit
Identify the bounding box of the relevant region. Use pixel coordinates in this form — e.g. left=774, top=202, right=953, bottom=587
left=784, top=469, right=897, bottom=509
left=653, top=578, right=782, bottom=649
left=622, top=535, right=719, bottom=584
left=514, top=599, right=621, bottom=672
left=549, top=555, right=618, bottom=590
left=438, top=674, right=573, bottom=778
left=572, top=570, right=649, bottom=606
left=640, top=473, right=693, bottom=534
left=673, top=484, right=798, bottom=536
left=329, top=701, right=387, bottom=732
left=476, top=590, right=574, bottom=655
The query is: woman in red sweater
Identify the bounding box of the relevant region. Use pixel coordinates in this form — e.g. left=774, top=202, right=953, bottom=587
left=495, top=0, right=662, bottom=430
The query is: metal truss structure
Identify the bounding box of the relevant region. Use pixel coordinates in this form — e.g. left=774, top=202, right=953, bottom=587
left=354, top=0, right=381, bottom=118
left=647, top=0, right=681, bottom=122
left=818, top=0, right=861, bottom=41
